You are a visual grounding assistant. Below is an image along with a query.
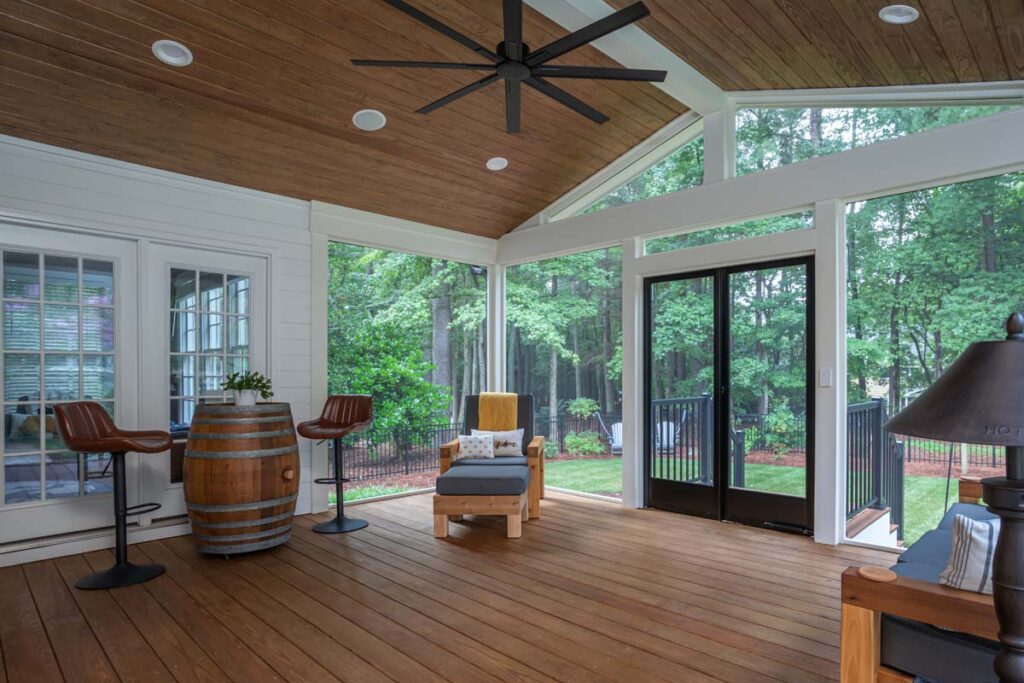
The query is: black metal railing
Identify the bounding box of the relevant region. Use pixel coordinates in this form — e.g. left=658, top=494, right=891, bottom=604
left=846, top=399, right=905, bottom=540
left=649, top=395, right=714, bottom=483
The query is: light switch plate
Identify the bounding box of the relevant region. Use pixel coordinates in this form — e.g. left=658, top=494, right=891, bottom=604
left=819, top=368, right=833, bottom=387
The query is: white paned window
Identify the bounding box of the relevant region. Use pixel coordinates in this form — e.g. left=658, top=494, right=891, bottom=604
left=1, top=251, right=116, bottom=505
left=169, top=269, right=250, bottom=433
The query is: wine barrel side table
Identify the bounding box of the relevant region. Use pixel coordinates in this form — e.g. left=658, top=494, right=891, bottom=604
left=184, top=402, right=299, bottom=554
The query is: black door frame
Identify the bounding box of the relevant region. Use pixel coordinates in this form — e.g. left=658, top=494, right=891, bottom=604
left=643, top=255, right=815, bottom=533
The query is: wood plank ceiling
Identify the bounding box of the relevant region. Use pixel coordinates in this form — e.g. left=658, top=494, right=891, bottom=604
left=0, top=0, right=686, bottom=238
left=610, top=0, right=1024, bottom=90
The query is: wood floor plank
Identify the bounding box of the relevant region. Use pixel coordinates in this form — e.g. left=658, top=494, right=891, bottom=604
left=288, top=522, right=736, bottom=683
left=123, top=546, right=284, bottom=683
left=0, top=566, right=63, bottom=683
left=81, top=550, right=229, bottom=682
left=52, top=555, right=171, bottom=683
left=328, top=506, right=832, bottom=683
left=21, top=561, right=118, bottom=683
left=5, top=492, right=892, bottom=683
left=139, top=541, right=339, bottom=683
left=254, top=543, right=554, bottom=683
left=160, top=536, right=393, bottom=683
left=194, top=548, right=442, bottom=683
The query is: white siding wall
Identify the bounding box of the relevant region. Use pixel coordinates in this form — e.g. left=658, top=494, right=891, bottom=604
left=0, top=135, right=316, bottom=515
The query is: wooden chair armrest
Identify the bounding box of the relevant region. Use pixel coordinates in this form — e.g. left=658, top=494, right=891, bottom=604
left=526, top=435, right=545, bottom=459
left=439, top=438, right=459, bottom=474
left=959, top=476, right=983, bottom=504
left=842, top=566, right=997, bottom=640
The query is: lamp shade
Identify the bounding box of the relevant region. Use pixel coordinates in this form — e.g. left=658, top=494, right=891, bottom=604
left=885, top=313, right=1024, bottom=446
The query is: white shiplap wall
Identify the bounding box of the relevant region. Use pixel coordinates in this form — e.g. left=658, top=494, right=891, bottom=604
left=0, top=135, right=316, bottom=515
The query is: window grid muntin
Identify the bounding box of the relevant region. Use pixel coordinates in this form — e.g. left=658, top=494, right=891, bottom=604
left=1, top=250, right=116, bottom=507
left=169, top=269, right=250, bottom=430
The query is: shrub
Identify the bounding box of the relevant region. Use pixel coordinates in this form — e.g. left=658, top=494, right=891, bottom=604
left=566, top=397, right=600, bottom=418
left=564, top=430, right=606, bottom=456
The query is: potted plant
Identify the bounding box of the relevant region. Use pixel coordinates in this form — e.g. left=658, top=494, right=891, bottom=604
left=221, top=371, right=273, bottom=406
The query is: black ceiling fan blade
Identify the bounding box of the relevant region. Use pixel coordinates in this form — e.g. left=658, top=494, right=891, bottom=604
left=380, top=0, right=500, bottom=62
left=524, top=77, right=609, bottom=124
left=503, top=0, right=524, bottom=61
left=352, top=60, right=496, bottom=70
left=525, top=2, right=650, bottom=67
left=506, top=80, right=521, bottom=133
left=417, top=73, right=501, bottom=114
left=532, top=65, right=667, bottom=81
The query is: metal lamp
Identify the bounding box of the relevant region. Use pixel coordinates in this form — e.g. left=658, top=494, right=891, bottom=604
left=886, top=312, right=1024, bottom=683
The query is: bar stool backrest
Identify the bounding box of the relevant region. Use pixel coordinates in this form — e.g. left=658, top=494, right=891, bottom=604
left=54, top=401, right=117, bottom=453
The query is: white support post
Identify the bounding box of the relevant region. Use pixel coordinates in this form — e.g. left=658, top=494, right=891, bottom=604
left=702, top=109, right=728, bottom=184
left=310, top=231, right=330, bottom=514
left=621, top=238, right=644, bottom=508
left=814, top=199, right=845, bottom=544
left=487, top=264, right=507, bottom=393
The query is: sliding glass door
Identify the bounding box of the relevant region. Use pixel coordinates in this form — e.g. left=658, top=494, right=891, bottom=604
left=645, top=257, right=814, bottom=533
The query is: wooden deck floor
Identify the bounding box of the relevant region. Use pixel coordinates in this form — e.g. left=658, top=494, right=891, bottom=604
left=0, top=491, right=892, bottom=682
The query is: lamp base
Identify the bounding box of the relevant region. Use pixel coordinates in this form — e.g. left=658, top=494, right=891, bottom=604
left=982, top=475, right=1024, bottom=683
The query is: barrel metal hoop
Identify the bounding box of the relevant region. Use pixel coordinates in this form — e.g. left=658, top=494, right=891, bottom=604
left=191, top=416, right=294, bottom=426
left=195, top=533, right=291, bottom=555
left=196, top=403, right=289, bottom=415
left=187, top=428, right=295, bottom=440
left=192, top=525, right=293, bottom=543
left=184, top=445, right=298, bottom=459
left=189, top=510, right=296, bottom=530
left=186, top=493, right=297, bottom=513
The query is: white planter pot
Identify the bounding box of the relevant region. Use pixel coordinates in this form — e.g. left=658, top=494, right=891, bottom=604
left=234, top=389, right=258, bottom=406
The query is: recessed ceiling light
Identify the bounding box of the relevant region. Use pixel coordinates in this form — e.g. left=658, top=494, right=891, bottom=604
left=151, top=39, right=193, bottom=67
left=486, top=157, right=509, bottom=172
left=878, top=4, right=920, bottom=24
left=352, top=109, right=387, bottom=132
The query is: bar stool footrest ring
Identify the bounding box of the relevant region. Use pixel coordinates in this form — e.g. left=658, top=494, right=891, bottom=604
left=314, top=477, right=350, bottom=486
left=126, top=502, right=161, bottom=516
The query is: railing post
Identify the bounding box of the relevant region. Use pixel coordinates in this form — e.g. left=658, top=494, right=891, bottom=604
left=702, top=393, right=713, bottom=484
left=872, top=398, right=885, bottom=506
left=895, top=441, right=905, bottom=542
left=733, top=430, right=745, bottom=488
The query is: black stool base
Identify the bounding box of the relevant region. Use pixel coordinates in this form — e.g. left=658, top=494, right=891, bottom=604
left=314, top=515, right=368, bottom=534
left=75, top=561, right=165, bottom=590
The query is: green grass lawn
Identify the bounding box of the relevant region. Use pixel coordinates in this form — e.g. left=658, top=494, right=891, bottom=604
left=328, top=483, right=414, bottom=504
left=545, top=457, right=957, bottom=546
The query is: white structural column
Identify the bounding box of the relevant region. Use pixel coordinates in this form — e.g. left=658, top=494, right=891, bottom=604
left=701, top=108, right=731, bottom=184
left=620, top=238, right=644, bottom=508
left=813, top=200, right=846, bottom=544
left=309, top=231, right=331, bottom=514
left=487, top=264, right=507, bottom=392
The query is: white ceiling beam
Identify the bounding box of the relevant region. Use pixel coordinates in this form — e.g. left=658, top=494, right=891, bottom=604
left=497, top=107, right=1024, bottom=263
left=524, top=0, right=726, bottom=115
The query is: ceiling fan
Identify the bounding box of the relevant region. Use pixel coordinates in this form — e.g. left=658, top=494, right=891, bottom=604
left=351, top=0, right=667, bottom=133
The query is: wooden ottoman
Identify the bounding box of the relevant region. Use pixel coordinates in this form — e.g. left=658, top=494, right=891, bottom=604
left=433, top=464, right=531, bottom=539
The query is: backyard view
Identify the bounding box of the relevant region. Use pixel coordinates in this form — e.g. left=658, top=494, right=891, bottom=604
left=325, top=106, right=1024, bottom=547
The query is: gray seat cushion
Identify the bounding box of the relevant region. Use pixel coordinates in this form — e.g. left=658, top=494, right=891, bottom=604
left=897, top=529, right=951, bottom=568
left=452, top=456, right=528, bottom=467
left=938, top=502, right=997, bottom=529
left=436, top=464, right=530, bottom=496
left=880, top=562, right=998, bottom=683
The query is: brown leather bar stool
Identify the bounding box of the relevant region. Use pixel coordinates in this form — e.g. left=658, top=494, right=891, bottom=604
left=297, top=395, right=372, bottom=534
left=54, top=402, right=172, bottom=590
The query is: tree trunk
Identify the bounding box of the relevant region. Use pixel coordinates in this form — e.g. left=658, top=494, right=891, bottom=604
left=602, top=284, right=616, bottom=412
left=458, top=332, right=471, bottom=424
left=981, top=208, right=997, bottom=272
left=431, top=262, right=452, bottom=417
left=477, top=321, right=486, bottom=393
left=571, top=325, right=583, bottom=399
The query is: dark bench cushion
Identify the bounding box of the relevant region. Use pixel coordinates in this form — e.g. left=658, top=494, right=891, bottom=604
left=938, top=502, right=997, bottom=529
left=897, top=529, right=951, bottom=568
left=883, top=563, right=998, bottom=681
left=882, top=525, right=998, bottom=683
left=436, top=464, right=530, bottom=496
left=452, top=456, right=528, bottom=467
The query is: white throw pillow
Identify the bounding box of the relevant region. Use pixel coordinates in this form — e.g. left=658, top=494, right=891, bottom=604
left=939, top=514, right=1001, bottom=594
left=455, top=434, right=494, bottom=461
left=471, top=428, right=524, bottom=456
